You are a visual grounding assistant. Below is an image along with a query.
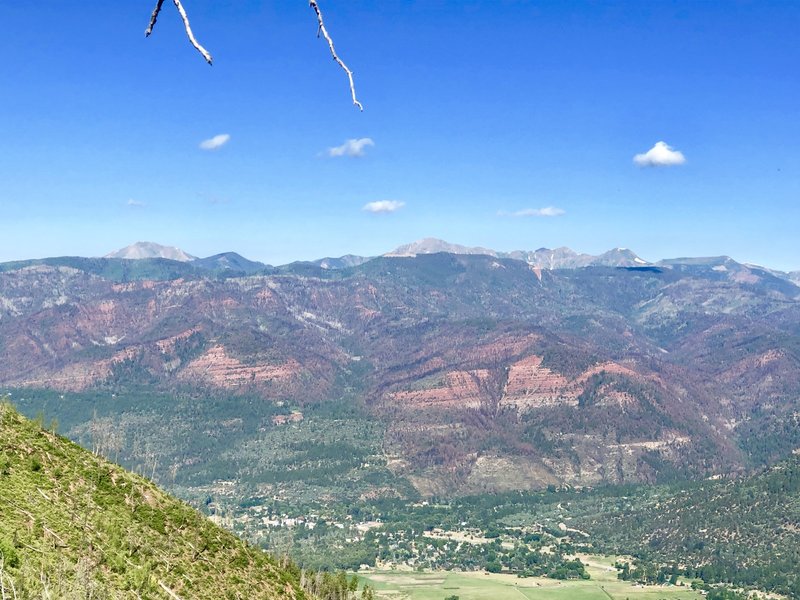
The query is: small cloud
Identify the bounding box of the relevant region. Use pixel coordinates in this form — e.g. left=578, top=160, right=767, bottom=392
left=199, top=133, right=231, bottom=151
left=127, top=199, right=145, bottom=208
left=327, top=138, right=374, bottom=158
left=633, top=141, right=686, bottom=167
left=363, top=200, right=405, bottom=214
left=498, top=206, right=565, bottom=218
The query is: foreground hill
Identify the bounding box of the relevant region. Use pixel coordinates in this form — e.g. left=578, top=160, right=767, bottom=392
left=2, top=250, right=799, bottom=498
left=0, top=402, right=307, bottom=599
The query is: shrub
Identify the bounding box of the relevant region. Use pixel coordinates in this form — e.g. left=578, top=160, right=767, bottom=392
left=0, top=536, right=20, bottom=568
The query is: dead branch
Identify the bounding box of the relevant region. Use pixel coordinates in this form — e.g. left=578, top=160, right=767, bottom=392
left=144, top=1, right=363, bottom=108
left=39, top=570, right=51, bottom=600
left=145, top=0, right=213, bottom=65
left=309, top=0, right=363, bottom=111
left=18, top=542, right=43, bottom=554
left=145, top=0, right=165, bottom=36
left=0, top=559, right=19, bottom=600
left=158, top=581, right=183, bottom=600
left=171, top=0, right=213, bottom=64
left=43, top=526, right=67, bottom=547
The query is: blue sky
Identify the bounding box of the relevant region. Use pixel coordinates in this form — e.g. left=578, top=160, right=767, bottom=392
left=1, top=1, right=798, bottom=270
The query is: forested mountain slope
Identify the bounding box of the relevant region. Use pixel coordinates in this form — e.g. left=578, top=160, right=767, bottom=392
left=2, top=252, right=799, bottom=496
left=576, top=455, right=800, bottom=597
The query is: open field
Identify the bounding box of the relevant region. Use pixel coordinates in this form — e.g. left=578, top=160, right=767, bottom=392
left=358, top=556, right=703, bottom=600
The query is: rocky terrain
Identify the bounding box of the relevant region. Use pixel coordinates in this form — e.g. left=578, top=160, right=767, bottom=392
left=1, top=243, right=799, bottom=497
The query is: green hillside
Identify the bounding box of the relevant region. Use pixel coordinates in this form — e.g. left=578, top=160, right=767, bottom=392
left=0, top=401, right=307, bottom=599
left=575, top=456, right=800, bottom=597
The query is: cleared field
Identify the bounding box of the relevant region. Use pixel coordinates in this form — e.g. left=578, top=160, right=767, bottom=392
left=358, top=556, right=703, bottom=600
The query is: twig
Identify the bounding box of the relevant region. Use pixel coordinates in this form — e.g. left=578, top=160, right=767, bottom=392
left=19, top=542, right=43, bottom=554
left=171, top=0, right=213, bottom=64
left=43, top=526, right=66, bottom=547
left=158, top=580, right=183, bottom=600
left=309, top=0, right=363, bottom=110
left=39, top=570, right=51, bottom=600
left=145, top=0, right=165, bottom=36
left=1, top=558, right=7, bottom=600
left=2, top=570, right=17, bottom=600
left=145, top=0, right=213, bottom=65
left=12, top=506, right=34, bottom=521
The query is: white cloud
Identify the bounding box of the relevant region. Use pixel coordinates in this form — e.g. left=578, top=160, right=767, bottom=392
left=327, top=137, right=374, bottom=158
left=633, top=141, right=686, bottom=167
left=127, top=199, right=145, bottom=207
left=363, top=200, right=405, bottom=214
left=498, top=206, right=565, bottom=218
left=199, top=133, right=231, bottom=151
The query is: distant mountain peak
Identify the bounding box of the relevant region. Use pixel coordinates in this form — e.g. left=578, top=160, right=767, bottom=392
left=385, top=238, right=497, bottom=258
left=191, top=252, right=268, bottom=274
left=311, top=254, right=374, bottom=270
left=105, top=242, right=196, bottom=262
left=595, top=247, right=650, bottom=266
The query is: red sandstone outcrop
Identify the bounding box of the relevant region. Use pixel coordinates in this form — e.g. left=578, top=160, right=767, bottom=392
left=385, top=353, right=656, bottom=414
left=503, top=355, right=573, bottom=409
left=178, top=344, right=301, bottom=387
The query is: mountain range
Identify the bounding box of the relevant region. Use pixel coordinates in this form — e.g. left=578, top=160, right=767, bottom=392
left=384, top=238, right=651, bottom=269
left=1, top=241, right=799, bottom=499
left=101, top=239, right=655, bottom=272
left=81, top=239, right=800, bottom=281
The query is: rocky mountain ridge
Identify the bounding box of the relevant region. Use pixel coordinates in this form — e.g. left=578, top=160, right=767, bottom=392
left=100, top=238, right=799, bottom=278
left=385, top=238, right=651, bottom=269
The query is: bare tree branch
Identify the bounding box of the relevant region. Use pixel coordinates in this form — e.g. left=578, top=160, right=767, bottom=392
left=145, top=1, right=363, bottom=108
left=145, top=0, right=213, bottom=65
left=171, top=0, right=213, bottom=64
left=145, top=0, right=165, bottom=37
left=309, top=0, right=363, bottom=111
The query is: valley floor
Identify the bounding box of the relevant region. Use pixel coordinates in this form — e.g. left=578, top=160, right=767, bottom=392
left=357, top=556, right=704, bottom=600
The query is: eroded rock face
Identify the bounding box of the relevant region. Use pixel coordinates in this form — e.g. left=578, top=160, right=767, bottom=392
left=504, top=355, right=573, bottom=409
left=389, top=370, right=487, bottom=410
left=179, top=345, right=302, bottom=387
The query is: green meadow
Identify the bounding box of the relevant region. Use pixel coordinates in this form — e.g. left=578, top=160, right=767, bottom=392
left=358, top=556, right=703, bottom=600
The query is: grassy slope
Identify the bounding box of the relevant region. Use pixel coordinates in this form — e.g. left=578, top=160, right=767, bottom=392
left=0, top=403, right=307, bottom=599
